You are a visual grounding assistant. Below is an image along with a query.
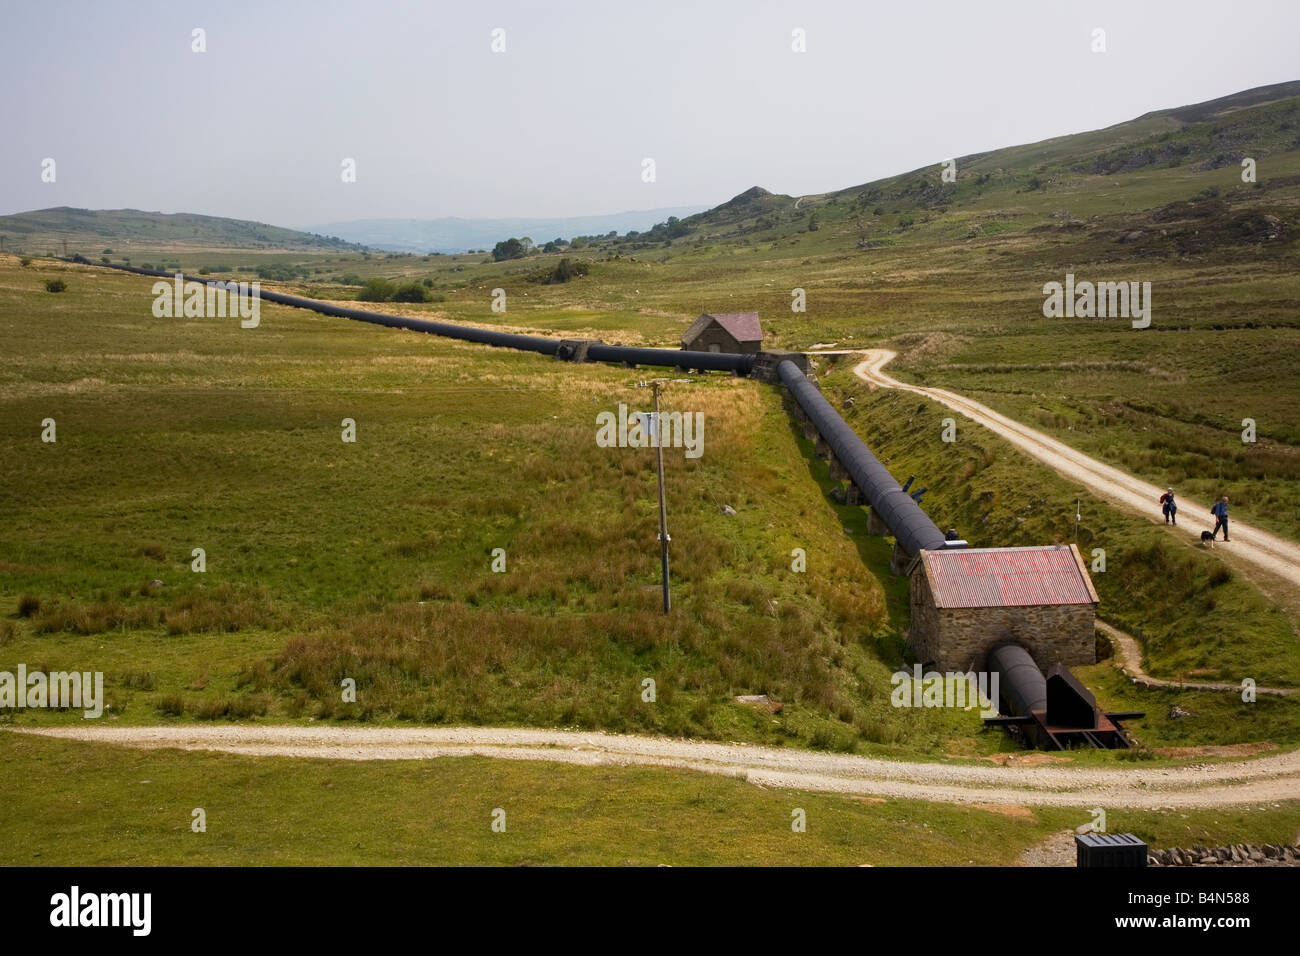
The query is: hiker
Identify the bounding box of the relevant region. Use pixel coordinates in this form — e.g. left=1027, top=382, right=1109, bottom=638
left=1211, top=495, right=1230, bottom=541
left=1159, top=487, right=1177, bottom=525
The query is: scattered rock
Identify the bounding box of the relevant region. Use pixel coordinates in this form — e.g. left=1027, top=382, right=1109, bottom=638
left=1168, top=704, right=1192, bottom=720
left=721, top=504, right=737, bottom=516
left=1150, top=841, right=1300, bottom=867
left=734, top=694, right=782, bottom=714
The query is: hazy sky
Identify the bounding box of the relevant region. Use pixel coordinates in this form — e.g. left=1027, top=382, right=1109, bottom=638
left=2, top=0, right=1297, bottom=227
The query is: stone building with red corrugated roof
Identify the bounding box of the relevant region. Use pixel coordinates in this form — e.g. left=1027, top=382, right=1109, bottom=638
left=680, top=312, right=763, bottom=354
left=909, top=544, right=1099, bottom=672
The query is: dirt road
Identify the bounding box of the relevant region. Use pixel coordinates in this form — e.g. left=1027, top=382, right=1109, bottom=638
left=1099, top=621, right=1295, bottom=696
left=852, top=349, right=1300, bottom=590
left=11, top=725, right=1300, bottom=809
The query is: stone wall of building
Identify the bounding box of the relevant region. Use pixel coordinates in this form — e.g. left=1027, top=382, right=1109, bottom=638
left=908, top=572, right=1096, bottom=672
left=909, top=572, right=944, bottom=666
left=683, top=325, right=761, bottom=355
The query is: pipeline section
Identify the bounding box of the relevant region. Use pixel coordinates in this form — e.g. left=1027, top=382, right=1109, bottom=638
left=776, top=358, right=948, bottom=556
left=70, top=258, right=755, bottom=374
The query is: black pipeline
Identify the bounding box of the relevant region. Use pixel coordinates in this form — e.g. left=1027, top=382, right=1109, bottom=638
left=70, top=258, right=755, bottom=374
left=776, top=358, right=949, bottom=556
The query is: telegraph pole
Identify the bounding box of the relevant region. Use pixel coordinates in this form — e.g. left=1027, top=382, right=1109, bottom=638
left=652, top=380, right=671, bottom=614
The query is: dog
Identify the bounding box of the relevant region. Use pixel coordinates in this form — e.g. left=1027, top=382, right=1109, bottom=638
left=1200, top=530, right=1216, bottom=548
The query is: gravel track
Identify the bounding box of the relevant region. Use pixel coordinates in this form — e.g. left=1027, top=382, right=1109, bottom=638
left=11, top=725, right=1300, bottom=808
left=852, top=349, right=1300, bottom=592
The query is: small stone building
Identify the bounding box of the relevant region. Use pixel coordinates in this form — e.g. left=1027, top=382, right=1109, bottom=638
left=909, top=544, right=1099, bottom=672
left=681, top=312, right=762, bottom=354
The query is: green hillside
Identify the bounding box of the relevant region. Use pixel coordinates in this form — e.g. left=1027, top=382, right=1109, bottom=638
left=0, top=206, right=366, bottom=253
left=607, top=81, right=1300, bottom=251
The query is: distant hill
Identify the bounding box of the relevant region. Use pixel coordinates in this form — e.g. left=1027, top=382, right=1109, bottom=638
left=0, top=207, right=366, bottom=253
left=633, top=80, right=1300, bottom=252
left=304, top=206, right=710, bottom=253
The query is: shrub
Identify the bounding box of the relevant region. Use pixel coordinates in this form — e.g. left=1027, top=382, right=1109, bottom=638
left=16, top=594, right=40, bottom=618
left=421, top=278, right=433, bottom=287
left=392, top=281, right=431, bottom=303
left=357, top=278, right=396, bottom=302
left=529, top=258, right=589, bottom=285
left=19, top=256, right=32, bottom=267
left=44, top=279, right=66, bottom=293
left=255, top=263, right=309, bottom=282
left=100, top=256, right=110, bottom=264
left=492, top=237, right=527, bottom=261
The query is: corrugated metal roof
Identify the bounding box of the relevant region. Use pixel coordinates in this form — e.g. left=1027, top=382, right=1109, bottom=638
left=920, top=545, right=1097, bottom=608
left=683, top=312, right=763, bottom=345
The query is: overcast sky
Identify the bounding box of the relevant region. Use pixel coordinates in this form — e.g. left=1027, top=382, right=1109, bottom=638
left=2, top=0, right=1297, bottom=227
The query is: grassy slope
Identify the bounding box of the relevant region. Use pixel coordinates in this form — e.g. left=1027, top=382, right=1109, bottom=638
left=3, top=253, right=1297, bottom=753
left=0, top=257, right=998, bottom=756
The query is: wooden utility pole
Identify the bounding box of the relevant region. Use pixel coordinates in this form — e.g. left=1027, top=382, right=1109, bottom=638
left=652, top=380, right=671, bottom=614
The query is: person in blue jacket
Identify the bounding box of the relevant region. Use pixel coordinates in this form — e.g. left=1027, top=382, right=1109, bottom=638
left=1211, top=495, right=1230, bottom=541
left=1160, top=487, right=1177, bottom=525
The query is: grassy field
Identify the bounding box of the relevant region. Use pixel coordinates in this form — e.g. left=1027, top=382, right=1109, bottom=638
left=2, top=84, right=1299, bottom=865
left=2, top=252, right=1297, bottom=755
left=2, top=734, right=1297, bottom=866
left=0, top=256, right=1000, bottom=756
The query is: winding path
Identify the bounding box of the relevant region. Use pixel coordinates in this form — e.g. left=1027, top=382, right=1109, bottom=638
left=852, top=349, right=1300, bottom=591
left=1100, top=621, right=1296, bottom=696
left=10, top=725, right=1300, bottom=809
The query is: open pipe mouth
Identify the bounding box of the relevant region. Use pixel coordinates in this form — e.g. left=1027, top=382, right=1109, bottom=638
left=986, top=643, right=1142, bottom=750
left=72, top=259, right=756, bottom=374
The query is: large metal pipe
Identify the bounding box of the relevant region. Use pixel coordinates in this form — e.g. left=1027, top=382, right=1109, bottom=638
left=776, top=359, right=948, bottom=555
left=987, top=643, right=1047, bottom=717
left=586, top=343, right=752, bottom=373
left=71, top=259, right=755, bottom=373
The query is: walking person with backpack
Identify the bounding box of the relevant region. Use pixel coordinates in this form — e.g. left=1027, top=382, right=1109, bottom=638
left=1211, top=495, right=1230, bottom=541
left=1160, top=487, right=1177, bottom=525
